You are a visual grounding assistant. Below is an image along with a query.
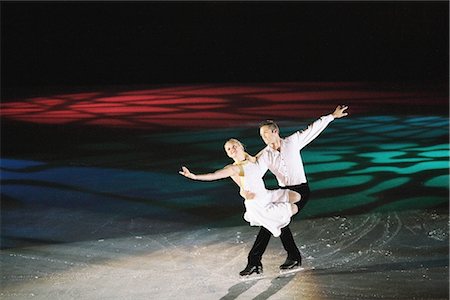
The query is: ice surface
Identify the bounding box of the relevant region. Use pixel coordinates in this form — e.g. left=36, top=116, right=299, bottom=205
left=1, top=209, right=448, bottom=299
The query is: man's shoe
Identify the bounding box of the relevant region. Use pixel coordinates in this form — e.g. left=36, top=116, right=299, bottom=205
left=279, top=258, right=301, bottom=270
left=239, top=264, right=263, bottom=276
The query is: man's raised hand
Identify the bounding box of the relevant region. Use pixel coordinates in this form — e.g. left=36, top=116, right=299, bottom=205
left=332, top=105, right=349, bottom=119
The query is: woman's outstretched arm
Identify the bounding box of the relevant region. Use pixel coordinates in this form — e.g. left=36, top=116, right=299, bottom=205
left=179, top=165, right=238, bottom=181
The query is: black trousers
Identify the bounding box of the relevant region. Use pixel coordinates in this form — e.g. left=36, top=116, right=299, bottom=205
left=247, top=183, right=311, bottom=266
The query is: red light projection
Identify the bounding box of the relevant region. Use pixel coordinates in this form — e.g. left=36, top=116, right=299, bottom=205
left=1, top=82, right=446, bottom=131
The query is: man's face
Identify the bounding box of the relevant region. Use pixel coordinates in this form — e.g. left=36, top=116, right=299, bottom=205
left=259, top=125, right=278, bottom=145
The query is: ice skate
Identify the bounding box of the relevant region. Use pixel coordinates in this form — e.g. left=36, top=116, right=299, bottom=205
left=279, top=258, right=304, bottom=275
left=239, top=264, right=264, bottom=281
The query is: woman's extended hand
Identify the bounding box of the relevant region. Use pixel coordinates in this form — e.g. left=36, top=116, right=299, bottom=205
left=179, top=166, right=196, bottom=179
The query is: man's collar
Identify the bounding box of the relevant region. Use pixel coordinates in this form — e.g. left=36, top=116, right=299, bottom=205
left=266, top=140, right=283, bottom=153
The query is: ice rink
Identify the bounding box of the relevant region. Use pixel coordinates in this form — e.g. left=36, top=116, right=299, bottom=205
left=1, top=82, right=449, bottom=299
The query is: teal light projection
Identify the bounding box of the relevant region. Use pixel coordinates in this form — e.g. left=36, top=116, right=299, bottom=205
left=165, top=115, right=449, bottom=219
left=1, top=114, right=449, bottom=247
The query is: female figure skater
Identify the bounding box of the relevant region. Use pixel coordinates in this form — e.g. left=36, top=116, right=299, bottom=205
left=179, top=138, right=301, bottom=238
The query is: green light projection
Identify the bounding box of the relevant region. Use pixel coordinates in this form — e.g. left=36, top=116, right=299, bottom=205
left=2, top=114, right=448, bottom=234
left=169, top=115, right=449, bottom=219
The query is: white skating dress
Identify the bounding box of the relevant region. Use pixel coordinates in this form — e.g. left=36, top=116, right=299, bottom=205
left=236, top=160, right=293, bottom=237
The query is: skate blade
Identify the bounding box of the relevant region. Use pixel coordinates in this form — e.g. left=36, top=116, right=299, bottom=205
left=279, top=266, right=306, bottom=276
left=239, top=273, right=265, bottom=282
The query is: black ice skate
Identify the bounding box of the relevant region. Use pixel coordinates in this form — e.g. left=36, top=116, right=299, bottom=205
left=279, top=257, right=305, bottom=275
left=279, top=257, right=301, bottom=270
left=239, top=264, right=264, bottom=281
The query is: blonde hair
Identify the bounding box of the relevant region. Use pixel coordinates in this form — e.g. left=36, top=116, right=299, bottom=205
left=224, top=138, right=257, bottom=163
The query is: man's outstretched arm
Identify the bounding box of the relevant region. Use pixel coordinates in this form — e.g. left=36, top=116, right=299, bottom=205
left=296, top=105, right=349, bottom=149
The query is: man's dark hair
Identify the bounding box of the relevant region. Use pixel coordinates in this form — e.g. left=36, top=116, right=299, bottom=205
left=259, top=120, right=279, bottom=131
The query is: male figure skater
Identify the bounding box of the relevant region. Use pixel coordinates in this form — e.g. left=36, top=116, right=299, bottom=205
left=239, top=105, right=349, bottom=276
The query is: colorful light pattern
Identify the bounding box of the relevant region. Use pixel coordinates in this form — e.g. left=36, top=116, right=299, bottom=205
left=2, top=82, right=447, bottom=130
left=1, top=82, right=448, bottom=248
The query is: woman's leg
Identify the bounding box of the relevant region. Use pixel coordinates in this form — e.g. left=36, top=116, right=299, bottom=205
left=288, top=190, right=301, bottom=204
left=290, top=203, right=298, bottom=216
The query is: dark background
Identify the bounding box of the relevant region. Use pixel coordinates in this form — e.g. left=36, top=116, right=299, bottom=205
left=1, top=1, right=449, bottom=91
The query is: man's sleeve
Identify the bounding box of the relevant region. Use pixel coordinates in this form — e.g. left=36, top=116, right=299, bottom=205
left=295, top=114, right=335, bottom=149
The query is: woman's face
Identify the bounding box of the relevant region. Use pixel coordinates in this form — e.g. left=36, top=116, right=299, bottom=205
left=224, top=141, right=243, bottom=159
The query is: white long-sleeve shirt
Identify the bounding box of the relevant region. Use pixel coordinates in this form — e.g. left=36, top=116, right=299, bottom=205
left=258, top=114, right=335, bottom=186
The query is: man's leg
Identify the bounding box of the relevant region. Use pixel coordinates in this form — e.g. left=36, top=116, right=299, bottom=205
left=279, top=226, right=302, bottom=269
left=294, top=183, right=311, bottom=211
left=239, top=226, right=271, bottom=276
left=279, top=183, right=311, bottom=269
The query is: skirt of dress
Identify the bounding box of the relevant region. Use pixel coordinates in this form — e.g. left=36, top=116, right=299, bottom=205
left=243, top=189, right=292, bottom=237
